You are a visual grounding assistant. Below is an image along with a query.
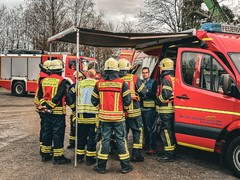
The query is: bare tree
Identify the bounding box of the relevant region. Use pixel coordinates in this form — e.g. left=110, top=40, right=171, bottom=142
left=138, top=0, right=183, bottom=33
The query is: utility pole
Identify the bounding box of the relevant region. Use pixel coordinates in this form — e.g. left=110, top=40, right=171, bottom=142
left=75, top=0, right=78, bottom=26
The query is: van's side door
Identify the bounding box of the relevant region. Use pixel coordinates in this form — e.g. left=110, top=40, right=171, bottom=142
left=175, top=48, right=236, bottom=152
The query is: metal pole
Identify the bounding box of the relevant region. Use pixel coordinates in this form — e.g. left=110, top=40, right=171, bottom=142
left=50, top=43, right=52, bottom=60
left=74, top=29, right=80, bottom=167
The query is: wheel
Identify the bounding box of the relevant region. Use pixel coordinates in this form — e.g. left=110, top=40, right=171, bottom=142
left=227, top=136, right=240, bottom=178
left=13, top=81, right=27, bottom=96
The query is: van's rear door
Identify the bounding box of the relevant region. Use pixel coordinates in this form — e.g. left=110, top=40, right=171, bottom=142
left=175, top=47, right=235, bottom=152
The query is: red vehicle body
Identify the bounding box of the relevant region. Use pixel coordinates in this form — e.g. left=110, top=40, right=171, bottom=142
left=0, top=53, right=99, bottom=96
left=139, top=26, right=240, bottom=177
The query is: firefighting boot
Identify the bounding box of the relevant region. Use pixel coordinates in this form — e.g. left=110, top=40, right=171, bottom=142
left=130, top=149, right=144, bottom=162
left=120, top=159, right=133, bottom=174
left=77, top=155, right=84, bottom=164
left=94, top=159, right=107, bottom=174
left=41, top=153, right=52, bottom=162
left=53, top=155, right=71, bottom=164
left=86, top=156, right=96, bottom=166
left=158, top=152, right=175, bottom=162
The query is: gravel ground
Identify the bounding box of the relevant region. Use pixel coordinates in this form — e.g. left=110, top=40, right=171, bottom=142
left=0, top=87, right=238, bottom=180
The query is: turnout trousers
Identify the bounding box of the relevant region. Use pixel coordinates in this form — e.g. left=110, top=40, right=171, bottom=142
left=77, top=123, right=96, bottom=161
left=159, top=113, right=176, bottom=157
left=96, top=122, right=130, bottom=169
left=142, top=108, right=156, bottom=150
left=126, top=116, right=144, bottom=158
left=41, top=114, right=66, bottom=159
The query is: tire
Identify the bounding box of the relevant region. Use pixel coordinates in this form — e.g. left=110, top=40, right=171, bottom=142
left=12, top=81, right=27, bottom=96
left=227, top=136, right=240, bottom=178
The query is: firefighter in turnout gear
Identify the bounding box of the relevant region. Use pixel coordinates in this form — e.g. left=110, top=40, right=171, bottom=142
left=38, top=60, right=71, bottom=164
left=66, top=71, right=86, bottom=149
left=91, top=58, right=133, bottom=174
left=34, top=60, right=51, bottom=154
left=155, top=58, right=176, bottom=162
left=118, top=58, right=148, bottom=162
left=75, top=69, right=98, bottom=165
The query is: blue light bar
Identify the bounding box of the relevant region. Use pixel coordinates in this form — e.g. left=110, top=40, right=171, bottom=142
left=200, top=23, right=240, bottom=34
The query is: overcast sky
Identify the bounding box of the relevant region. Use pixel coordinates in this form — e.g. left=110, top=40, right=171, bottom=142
left=0, top=0, right=145, bottom=22
left=1, top=0, right=239, bottom=22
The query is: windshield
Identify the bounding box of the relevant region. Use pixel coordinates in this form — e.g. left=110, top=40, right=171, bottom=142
left=229, top=53, right=240, bottom=74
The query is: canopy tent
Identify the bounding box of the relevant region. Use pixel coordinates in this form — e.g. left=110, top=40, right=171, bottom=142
left=47, top=26, right=196, bottom=48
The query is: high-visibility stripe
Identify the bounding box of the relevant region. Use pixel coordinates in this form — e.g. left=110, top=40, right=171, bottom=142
left=86, top=151, right=96, bottom=157
left=175, top=106, right=240, bottom=116
left=164, top=129, right=172, bottom=147
left=137, top=83, right=144, bottom=93
left=100, top=92, right=104, bottom=109
left=162, top=85, right=172, bottom=91
left=123, top=89, right=130, bottom=97
left=77, top=149, right=85, bottom=155
left=92, top=92, right=99, bottom=99
left=69, top=136, right=75, bottom=140
left=178, top=141, right=214, bottom=152
left=143, top=101, right=155, bottom=107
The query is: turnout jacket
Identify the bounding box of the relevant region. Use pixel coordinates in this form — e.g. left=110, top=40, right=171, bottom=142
left=156, top=72, right=175, bottom=114
left=38, top=74, right=67, bottom=115
left=121, top=73, right=147, bottom=118
left=91, top=72, right=131, bottom=122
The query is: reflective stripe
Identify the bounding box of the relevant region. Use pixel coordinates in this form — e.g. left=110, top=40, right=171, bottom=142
left=77, top=149, right=85, bottom=155
left=164, top=129, right=172, bottom=147
left=162, top=85, right=172, bottom=91
left=70, top=103, right=75, bottom=109
left=53, top=148, right=64, bottom=157
left=178, top=141, right=214, bottom=152
left=41, top=145, right=52, bottom=153
left=123, top=89, right=130, bottom=97
left=143, top=101, right=155, bottom=108
left=86, top=151, right=96, bottom=157
left=175, top=105, right=240, bottom=116
left=137, top=83, right=144, bottom=93
left=69, top=136, right=75, bottom=140
left=119, top=153, right=130, bottom=160
left=92, top=91, right=99, bottom=99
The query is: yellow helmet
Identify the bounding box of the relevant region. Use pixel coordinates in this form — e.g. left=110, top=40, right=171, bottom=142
left=104, top=58, right=119, bottom=71
left=49, top=59, right=64, bottom=71
left=159, top=58, right=174, bottom=71
left=42, top=60, right=51, bottom=70
left=118, top=58, right=131, bottom=71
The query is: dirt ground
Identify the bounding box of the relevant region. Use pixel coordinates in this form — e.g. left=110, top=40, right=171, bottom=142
left=0, top=87, right=238, bottom=180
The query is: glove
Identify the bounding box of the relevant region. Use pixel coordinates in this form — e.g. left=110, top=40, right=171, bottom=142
left=95, top=123, right=102, bottom=142
left=152, top=114, right=162, bottom=134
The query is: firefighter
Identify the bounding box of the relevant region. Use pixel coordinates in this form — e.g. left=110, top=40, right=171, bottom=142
left=91, top=58, right=133, bottom=174
left=155, top=58, right=176, bottom=162
left=118, top=58, right=147, bottom=162
left=75, top=69, right=98, bottom=165
left=141, top=67, right=158, bottom=155
left=38, top=59, right=71, bottom=164
left=66, top=71, right=86, bottom=149
left=34, top=60, right=51, bottom=154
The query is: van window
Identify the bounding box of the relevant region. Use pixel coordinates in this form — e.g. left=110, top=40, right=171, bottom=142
left=181, top=52, right=227, bottom=93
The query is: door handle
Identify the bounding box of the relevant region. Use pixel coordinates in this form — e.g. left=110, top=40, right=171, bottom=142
left=176, top=95, right=190, bottom=100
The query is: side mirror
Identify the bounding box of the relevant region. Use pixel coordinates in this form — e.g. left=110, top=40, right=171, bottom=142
left=219, top=74, right=232, bottom=95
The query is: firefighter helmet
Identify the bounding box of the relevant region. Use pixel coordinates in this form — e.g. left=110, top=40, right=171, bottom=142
left=49, top=59, right=64, bottom=72
left=42, top=60, right=51, bottom=70
left=118, top=58, right=131, bottom=70
left=159, top=58, right=174, bottom=71
left=104, top=58, right=119, bottom=71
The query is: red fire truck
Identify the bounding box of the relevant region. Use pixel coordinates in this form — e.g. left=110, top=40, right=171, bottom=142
left=0, top=51, right=99, bottom=96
